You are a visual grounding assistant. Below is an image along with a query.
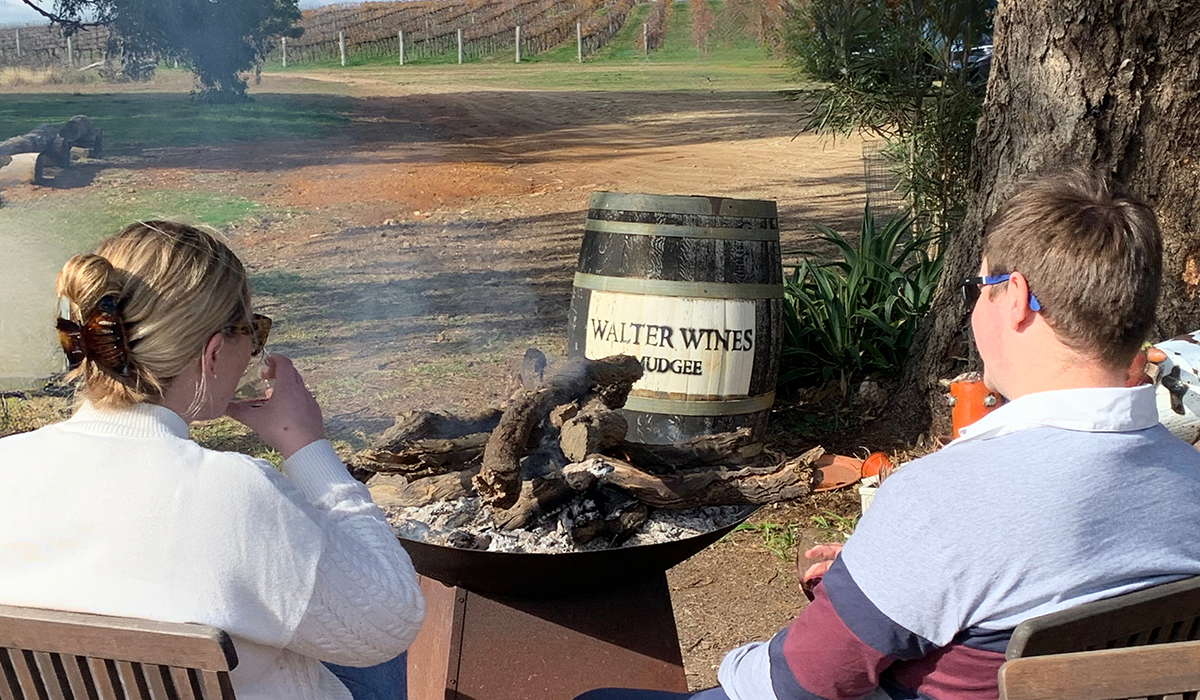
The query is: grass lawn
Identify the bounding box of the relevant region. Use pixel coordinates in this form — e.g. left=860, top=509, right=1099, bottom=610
left=0, top=89, right=350, bottom=154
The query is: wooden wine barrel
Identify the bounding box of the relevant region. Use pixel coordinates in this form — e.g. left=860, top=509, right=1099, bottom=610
left=567, top=192, right=783, bottom=444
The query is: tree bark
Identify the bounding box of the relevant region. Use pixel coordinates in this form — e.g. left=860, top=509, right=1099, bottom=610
left=561, top=448, right=821, bottom=508
left=895, top=0, right=1200, bottom=435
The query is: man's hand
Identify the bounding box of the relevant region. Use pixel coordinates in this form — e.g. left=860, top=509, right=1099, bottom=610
left=1127, top=346, right=1168, bottom=386
left=799, top=543, right=843, bottom=601
left=226, top=354, right=326, bottom=460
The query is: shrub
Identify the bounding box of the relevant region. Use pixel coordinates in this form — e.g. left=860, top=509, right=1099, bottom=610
left=779, top=206, right=943, bottom=396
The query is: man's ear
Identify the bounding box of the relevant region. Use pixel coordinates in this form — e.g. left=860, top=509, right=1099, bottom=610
left=1006, top=271, right=1037, bottom=329
left=201, top=332, right=226, bottom=378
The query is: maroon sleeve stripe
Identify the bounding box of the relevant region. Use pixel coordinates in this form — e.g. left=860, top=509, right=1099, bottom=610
left=822, top=558, right=939, bottom=660
left=888, top=643, right=1006, bottom=700
left=772, top=581, right=897, bottom=700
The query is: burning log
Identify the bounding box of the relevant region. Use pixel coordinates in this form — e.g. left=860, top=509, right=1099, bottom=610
left=368, top=468, right=480, bottom=508
left=351, top=408, right=502, bottom=478
left=474, top=355, right=643, bottom=509
left=611, top=427, right=764, bottom=473
left=559, top=398, right=628, bottom=462
left=363, top=350, right=828, bottom=551
left=570, top=486, right=649, bottom=546
left=561, top=447, right=822, bottom=509
left=353, top=434, right=490, bottom=479
left=373, top=409, right=502, bottom=450
left=491, top=474, right=576, bottom=530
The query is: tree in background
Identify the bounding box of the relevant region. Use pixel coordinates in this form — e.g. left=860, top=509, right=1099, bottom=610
left=20, top=0, right=303, bottom=101
left=784, top=0, right=994, bottom=239
left=691, top=0, right=715, bottom=55
left=715, top=0, right=786, bottom=53
left=895, top=0, right=1200, bottom=434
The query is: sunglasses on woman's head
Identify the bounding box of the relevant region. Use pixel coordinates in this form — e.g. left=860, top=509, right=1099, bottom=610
left=227, top=314, right=272, bottom=356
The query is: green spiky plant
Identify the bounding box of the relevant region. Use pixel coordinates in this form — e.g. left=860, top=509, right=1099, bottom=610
left=779, top=206, right=943, bottom=398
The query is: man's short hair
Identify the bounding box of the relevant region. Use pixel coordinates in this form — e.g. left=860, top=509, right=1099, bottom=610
left=982, top=170, right=1162, bottom=367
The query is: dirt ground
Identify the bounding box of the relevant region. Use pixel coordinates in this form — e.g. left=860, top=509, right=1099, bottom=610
left=4, top=69, right=877, bottom=690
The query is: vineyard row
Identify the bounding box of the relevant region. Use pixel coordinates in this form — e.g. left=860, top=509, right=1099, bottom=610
left=0, top=0, right=644, bottom=69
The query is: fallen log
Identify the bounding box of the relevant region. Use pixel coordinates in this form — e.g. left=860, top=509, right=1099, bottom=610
left=0, top=124, right=58, bottom=159
left=562, top=447, right=823, bottom=508
left=474, top=355, right=643, bottom=509
left=0, top=152, right=46, bottom=188
left=367, top=468, right=480, bottom=509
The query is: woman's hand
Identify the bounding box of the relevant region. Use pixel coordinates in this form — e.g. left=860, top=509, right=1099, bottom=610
left=226, top=354, right=325, bottom=459
left=799, top=543, right=843, bottom=601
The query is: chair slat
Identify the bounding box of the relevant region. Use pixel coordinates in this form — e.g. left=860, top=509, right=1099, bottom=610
left=0, top=648, right=21, bottom=700
left=13, top=651, right=44, bottom=700
left=33, top=652, right=66, bottom=700
left=999, top=639, right=1200, bottom=700
left=141, top=666, right=170, bottom=700
left=115, top=662, right=145, bottom=700
left=166, top=669, right=195, bottom=700
left=86, top=658, right=121, bottom=700
left=61, top=657, right=90, bottom=700
left=196, top=672, right=228, bottom=700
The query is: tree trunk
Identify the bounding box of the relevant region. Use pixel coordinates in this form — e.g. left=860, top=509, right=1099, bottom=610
left=896, top=0, right=1200, bottom=435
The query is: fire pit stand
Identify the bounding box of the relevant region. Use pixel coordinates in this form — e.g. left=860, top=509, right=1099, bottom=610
left=398, top=507, right=755, bottom=699
left=408, top=574, right=687, bottom=700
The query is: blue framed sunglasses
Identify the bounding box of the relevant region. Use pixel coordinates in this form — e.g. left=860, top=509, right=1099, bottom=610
left=959, top=274, right=1042, bottom=312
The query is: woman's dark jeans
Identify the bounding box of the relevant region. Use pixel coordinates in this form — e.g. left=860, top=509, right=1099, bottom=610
left=573, top=688, right=730, bottom=700
left=324, top=653, right=408, bottom=700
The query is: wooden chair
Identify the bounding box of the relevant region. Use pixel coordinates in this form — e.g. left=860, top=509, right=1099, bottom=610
left=0, top=604, right=237, bottom=700
left=998, top=639, right=1200, bottom=700
left=998, top=576, right=1200, bottom=700
left=1006, top=575, right=1200, bottom=659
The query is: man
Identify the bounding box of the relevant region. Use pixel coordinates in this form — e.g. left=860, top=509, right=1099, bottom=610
left=578, top=170, right=1200, bottom=700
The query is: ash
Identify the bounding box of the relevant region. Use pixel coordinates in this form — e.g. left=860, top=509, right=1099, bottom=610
left=385, top=498, right=753, bottom=554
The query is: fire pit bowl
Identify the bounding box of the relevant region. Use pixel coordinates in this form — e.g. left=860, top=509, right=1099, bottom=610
left=397, top=505, right=757, bottom=597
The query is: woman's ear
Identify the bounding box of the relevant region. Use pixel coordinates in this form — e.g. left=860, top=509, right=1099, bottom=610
left=201, top=332, right=226, bottom=378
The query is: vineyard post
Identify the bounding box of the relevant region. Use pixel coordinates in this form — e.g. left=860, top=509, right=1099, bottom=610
left=339, top=30, right=346, bottom=66
left=282, top=36, right=288, bottom=67
left=515, top=25, right=521, bottom=62
left=576, top=20, right=582, bottom=62
left=399, top=30, right=405, bottom=65
left=457, top=28, right=463, bottom=64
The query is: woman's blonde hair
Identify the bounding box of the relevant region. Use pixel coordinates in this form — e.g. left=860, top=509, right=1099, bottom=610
left=55, top=221, right=251, bottom=409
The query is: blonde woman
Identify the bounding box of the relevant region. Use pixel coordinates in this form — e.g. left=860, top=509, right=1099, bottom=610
left=0, top=221, right=423, bottom=700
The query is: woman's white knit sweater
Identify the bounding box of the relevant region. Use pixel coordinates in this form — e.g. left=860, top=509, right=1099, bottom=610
left=0, top=402, right=425, bottom=700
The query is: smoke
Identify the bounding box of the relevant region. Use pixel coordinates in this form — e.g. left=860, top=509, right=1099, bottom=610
left=0, top=200, right=83, bottom=390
